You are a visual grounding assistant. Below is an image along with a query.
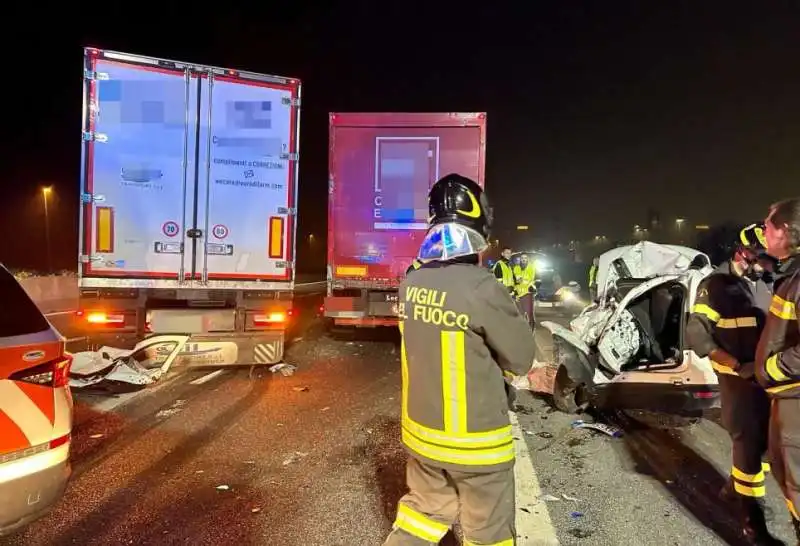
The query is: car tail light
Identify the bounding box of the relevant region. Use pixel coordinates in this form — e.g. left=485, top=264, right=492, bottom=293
left=692, top=391, right=716, bottom=399
left=49, top=434, right=70, bottom=450
left=9, top=355, right=73, bottom=388
left=253, top=310, right=291, bottom=327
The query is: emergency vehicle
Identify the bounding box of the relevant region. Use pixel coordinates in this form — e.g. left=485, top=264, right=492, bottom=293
left=77, top=48, right=301, bottom=366
left=0, top=265, right=73, bottom=535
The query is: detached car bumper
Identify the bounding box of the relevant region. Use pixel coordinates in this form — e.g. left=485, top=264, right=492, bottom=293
left=0, top=450, right=70, bottom=536
left=591, top=382, right=720, bottom=416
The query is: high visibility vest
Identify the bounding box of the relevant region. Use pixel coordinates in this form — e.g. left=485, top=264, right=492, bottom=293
left=513, top=263, right=536, bottom=297
left=588, top=264, right=598, bottom=287
left=493, top=260, right=514, bottom=288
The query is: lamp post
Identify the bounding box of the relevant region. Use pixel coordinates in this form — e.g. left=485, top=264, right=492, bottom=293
left=42, top=186, right=53, bottom=273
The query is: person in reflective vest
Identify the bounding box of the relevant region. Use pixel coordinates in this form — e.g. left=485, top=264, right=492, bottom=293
left=492, top=246, right=516, bottom=295
left=754, top=198, right=800, bottom=543
left=588, top=257, right=599, bottom=301
left=384, top=173, right=536, bottom=546
left=513, top=253, right=537, bottom=329
left=685, top=223, right=781, bottom=545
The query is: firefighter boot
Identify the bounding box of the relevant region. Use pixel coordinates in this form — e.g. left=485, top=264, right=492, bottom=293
left=720, top=482, right=775, bottom=521
left=740, top=498, right=785, bottom=545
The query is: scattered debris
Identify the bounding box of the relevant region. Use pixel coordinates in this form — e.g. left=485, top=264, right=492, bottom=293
left=523, top=430, right=536, bottom=436
left=572, top=420, right=623, bottom=438
left=292, top=386, right=310, bottom=392
left=251, top=507, right=262, bottom=514
left=216, top=485, right=230, bottom=491
left=269, top=363, right=296, bottom=377
left=570, top=511, right=584, bottom=519
left=536, top=431, right=554, bottom=439
left=68, top=335, right=189, bottom=390
left=538, top=494, right=561, bottom=502
left=562, top=493, right=582, bottom=502
left=282, top=451, right=309, bottom=466
left=156, top=400, right=187, bottom=419
left=195, top=470, right=204, bottom=474
left=89, top=434, right=104, bottom=439
left=291, top=337, right=303, bottom=343
left=321, top=406, right=330, bottom=412
left=520, top=507, right=531, bottom=513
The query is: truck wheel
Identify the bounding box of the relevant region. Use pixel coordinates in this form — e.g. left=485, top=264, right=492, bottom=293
left=551, top=365, right=585, bottom=414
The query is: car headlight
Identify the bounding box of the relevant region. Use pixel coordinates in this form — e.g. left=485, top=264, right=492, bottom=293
left=535, top=259, right=550, bottom=270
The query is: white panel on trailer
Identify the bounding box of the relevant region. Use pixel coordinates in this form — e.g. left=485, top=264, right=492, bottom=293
left=80, top=48, right=300, bottom=286
left=195, top=76, right=297, bottom=281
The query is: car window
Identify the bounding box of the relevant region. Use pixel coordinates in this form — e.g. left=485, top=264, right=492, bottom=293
left=0, top=269, right=50, bottom=337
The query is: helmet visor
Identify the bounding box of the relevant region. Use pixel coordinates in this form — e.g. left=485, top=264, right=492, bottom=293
left=417, top=223, right=489, bottom=262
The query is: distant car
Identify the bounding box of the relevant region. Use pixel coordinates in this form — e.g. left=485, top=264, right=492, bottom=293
left=0, top=265, right=73, bottom=535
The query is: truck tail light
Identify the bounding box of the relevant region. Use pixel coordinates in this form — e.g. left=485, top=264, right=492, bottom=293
left=253, top=310, right=291, bottom=327
left=692, top=391, right=716, bottom=399
left=79, top=311, right=125, bottom=327
left=9, top=355, right=73, bottom=388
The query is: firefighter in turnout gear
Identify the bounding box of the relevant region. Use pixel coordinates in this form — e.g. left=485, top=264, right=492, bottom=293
left=383, top=174, right=536, bottom=546
left=513, top=254, right=537, bottom=329
left=754, top=198, right=800, bottom=543
left=686, top=222, right=781, bottom=545
left=493, top=246, right=516, bottom=295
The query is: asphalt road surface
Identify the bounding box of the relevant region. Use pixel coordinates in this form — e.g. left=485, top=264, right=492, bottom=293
left=4, top=304, right=797, bottom=545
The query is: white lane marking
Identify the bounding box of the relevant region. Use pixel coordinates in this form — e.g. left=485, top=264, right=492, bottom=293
left=510, top=411, right=560, bottom=545
left=190, top=369, right=225, bottom=385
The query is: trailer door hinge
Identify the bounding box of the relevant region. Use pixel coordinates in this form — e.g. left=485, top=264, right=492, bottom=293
left=83, top=70, right=109, bottom=81
left=277, top=207, right=297, bottom=215
left=81, top=193, right=106, bottom=204
left=83, top=131, right=108, bottom=143
left=280, top=152, right=299, bottom=161
left=281, top=97, right=301, bottom=107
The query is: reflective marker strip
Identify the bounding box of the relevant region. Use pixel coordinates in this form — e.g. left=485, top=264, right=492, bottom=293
left=96, top=206, right=115, bottom=253
left=0, top=381, right=53, bottom=451
left=268, top=216, right=284, bottom=259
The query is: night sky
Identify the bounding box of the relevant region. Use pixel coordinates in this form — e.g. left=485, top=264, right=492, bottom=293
left=2, top=2, right=798, bottom=271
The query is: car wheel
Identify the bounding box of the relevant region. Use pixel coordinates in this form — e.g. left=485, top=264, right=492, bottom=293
left=551, top=365, right=585, bottom=414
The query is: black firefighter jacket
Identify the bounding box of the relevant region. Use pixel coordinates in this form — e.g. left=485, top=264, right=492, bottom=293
left=399, top=260, right=536, bottom=473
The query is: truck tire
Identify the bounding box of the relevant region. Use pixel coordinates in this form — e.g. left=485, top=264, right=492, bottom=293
left=551, top=365, right=584, bottom=414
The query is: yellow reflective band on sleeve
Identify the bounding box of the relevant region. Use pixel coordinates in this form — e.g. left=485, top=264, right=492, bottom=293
left=464, top=539, right=514, bottom=546
left=711, top=361, right=739, bottom=376
left=762, top=462, right=771, bottom=473
left=767, top=381, right=800, bottom=394
left=692, top=304, right=720, bottom=322
left=401, top=428, right=515, bottom=467
left=770, top=295, right=797, bottom=320
left=716, top=317, right=758, bottom=328
left=441, top=331, right=468, bottom=435
left=766, top=353, right=790, bottom=382
left=732, top=466, right=766, bottom=497
left=394, top=503, right=450, bottom=543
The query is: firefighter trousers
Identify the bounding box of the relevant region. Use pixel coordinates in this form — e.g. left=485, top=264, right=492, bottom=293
left=768, top=398, right=800, bottom=524
left=718, top=374, right=771, bottom=498
left=383, top=456, right=516, bottom=546
left=516, top=294, right=535, bottom=330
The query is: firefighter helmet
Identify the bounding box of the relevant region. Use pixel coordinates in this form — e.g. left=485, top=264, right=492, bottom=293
left=427, top=173, right=493, bottom=240
left=738, top=223, right=768, bottom=254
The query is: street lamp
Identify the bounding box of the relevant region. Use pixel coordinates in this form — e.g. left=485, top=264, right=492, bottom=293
left=42, top=186, right=53, bottom=273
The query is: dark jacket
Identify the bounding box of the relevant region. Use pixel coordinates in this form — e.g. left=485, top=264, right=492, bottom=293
left=685, top=261, right=773, bottom=378
left=398, top=259, right=536, bottom=472
left=755, top=255, right=800, bottom=397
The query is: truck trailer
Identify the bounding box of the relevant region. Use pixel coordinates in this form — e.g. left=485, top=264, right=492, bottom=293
left=77, top=47, right=301, bottom=366
left=325, top=112, right=487, bottom=329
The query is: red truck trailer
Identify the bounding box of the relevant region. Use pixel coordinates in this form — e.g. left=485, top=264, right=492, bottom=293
left=325, top=112, right=487, bottom=329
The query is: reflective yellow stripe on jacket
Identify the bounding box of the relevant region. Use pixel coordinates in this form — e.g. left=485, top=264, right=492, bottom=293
left=399, top=322, right=515, bottom=467
left=770, top=295, right=797, bottom=320
left=513, top=264, right=536, bottom=297
left=691, top=303, right=760, bottom=377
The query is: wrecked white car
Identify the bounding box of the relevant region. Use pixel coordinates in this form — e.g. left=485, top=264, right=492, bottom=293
left=541, top=242, right=721, bottom=423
